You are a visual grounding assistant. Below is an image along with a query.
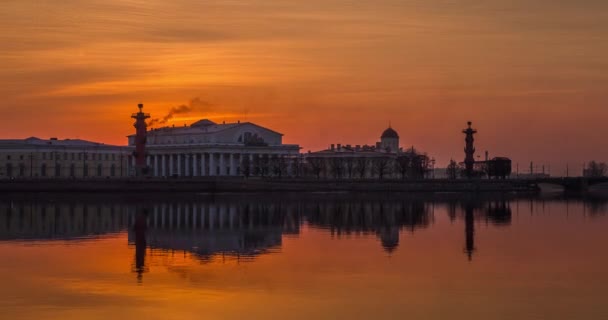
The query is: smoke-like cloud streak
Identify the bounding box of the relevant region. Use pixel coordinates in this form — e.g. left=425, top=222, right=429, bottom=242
left=148, top=97, right=213, bottom=126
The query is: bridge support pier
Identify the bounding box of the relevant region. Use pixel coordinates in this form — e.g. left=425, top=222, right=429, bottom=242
left=563, top=179, right=589, bottom=194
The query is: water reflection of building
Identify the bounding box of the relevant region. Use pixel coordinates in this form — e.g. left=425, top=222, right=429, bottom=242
left=304, top=201, right=432, bottom=254
left=0, top=200, right=301, bottom=283
left=127, top=202, right=301, bottom=261
left=0, top=196, right=521, bottom=267
left=0, top=202, right=130, bottom=240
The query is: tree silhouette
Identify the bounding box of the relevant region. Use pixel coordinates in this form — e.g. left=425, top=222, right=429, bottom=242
left=308, top=157, right=325, bottom=179
left=241, top=157, right=251, bottom=178
left=330, top=157, right=345, bottom=179
left=355, top=157, right=369, bottom=179
left=447, top=159, right=459, bottom=180
left=372, top=157, right=391, bottom=180
left=585, top=161, right=608, bottom=178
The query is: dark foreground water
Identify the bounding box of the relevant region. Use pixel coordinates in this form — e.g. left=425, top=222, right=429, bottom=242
left=1, top=193, right=607, bottom=320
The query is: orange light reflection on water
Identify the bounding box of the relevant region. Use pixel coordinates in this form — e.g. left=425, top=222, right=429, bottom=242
left=0, top=202, right=607, bottom=319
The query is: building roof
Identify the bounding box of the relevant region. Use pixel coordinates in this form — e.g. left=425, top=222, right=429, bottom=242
left=381, top=127, right=399, bottom=139
left=191, top=119, right=217, bottom=127
left=0, top=137, right=121, bottom=148
left=139, top=119, right=284, bottom=137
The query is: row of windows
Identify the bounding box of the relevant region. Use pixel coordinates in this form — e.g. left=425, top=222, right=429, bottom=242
left=5, top=163, right=120, bottom=177
left=5, top=153, right=125, bottom=161
left=150, top=132, right=258, bottom=145
left=152, top=138, right=209, bottom=145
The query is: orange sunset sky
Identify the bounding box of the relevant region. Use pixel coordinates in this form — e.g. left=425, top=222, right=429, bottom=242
left=1, top=0, right=607, bottom=171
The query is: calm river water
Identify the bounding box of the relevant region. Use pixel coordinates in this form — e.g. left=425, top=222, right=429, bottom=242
left=0, top=193, right=607, bottom=319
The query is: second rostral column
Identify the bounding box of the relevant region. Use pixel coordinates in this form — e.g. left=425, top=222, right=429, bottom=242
left=132, top=103, right=150, bottom=177
left=463, top=121, right=477, bottom=178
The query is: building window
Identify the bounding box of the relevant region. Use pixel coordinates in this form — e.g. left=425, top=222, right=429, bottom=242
left=6, top=163, right=12, bottom=177
left=110, top=164, right=116, bottom=177
left=19, top=164, right=25, bottom=176
left=6, top=155, right=11, bottom=160
left=64, top=153, right=68, bottom=160
left=97, top=164, right=103, bottom=177
left=71, top=153, right=75, bottom=160
left=41, top=163, right=47, bottom=177
left=55, top=164, right=61, bottom=177
left=83, top=164, right=88, bottom=177
left=78, top=153, right=82, bottom=160
left=105, top=154, right=109, bottom=161
left=19, top=155, right=23, bottom=160
left=42, top=153, right=46, bottom=160
left=112, top=154, right=116, bottom=161
left=70, top=164, right=75, bottom=177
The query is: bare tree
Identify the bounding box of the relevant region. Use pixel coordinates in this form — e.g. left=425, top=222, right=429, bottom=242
left=253, top=154, right=270, bottom=177
left=329, top=157, right=345, bottom=179
left=395, top=155, right=412, bottom=180
left=355, top=157, right=369, bottom=179
left=260, top=155, right=270, bottom=177
left=241, top=156, right=251, bottom=178
left=252, top=154, right=261, bottom=176
left=446, top=159, right=458, bottom=180
left=307, top=157, right=325, bottom=179
left=291, top=156, right=304, bottom=178
left=410, top=153, right=430, bottom=179
left=372, top=157, right=391, bottom=180
left=270, top=155, right=288, bottom=178
left=345, top=157, right=355, bottom=179
left=584, top=161, right=608, bottom=178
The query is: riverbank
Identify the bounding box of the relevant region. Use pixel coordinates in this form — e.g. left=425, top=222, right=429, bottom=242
left=0, top=178, right=538, bottom=193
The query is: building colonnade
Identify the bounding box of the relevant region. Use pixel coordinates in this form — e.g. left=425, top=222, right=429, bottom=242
left=130, top=151, right=296, bottom=177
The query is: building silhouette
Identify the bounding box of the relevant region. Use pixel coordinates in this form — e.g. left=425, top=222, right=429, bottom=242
left=305, top=126, right=432, bottom=179
left=0, top=137, right=129, bottom=179
left=129, top=106, right=300, bottom=177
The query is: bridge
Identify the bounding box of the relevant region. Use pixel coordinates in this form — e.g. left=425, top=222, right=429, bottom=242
left=527, top=177, right=608, bottom=193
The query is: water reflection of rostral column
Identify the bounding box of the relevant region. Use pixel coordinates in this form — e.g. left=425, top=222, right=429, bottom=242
left=131, top=103, right=150, bottom=176
left=463, top=121, right=477, bottom=178
left=133, top=207, right=149, bottom=283
left=464, top=204, right=475, bottom=261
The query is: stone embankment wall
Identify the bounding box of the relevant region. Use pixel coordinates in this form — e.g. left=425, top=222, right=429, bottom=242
left=0, top=178, right=538, bottom=193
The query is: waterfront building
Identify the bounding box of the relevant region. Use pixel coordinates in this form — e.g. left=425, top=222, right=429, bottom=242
left=128, top=116, right=301, bottom=177
left=0, top=137, right=129, bottom=179
left=305, top=126, right=433, bottom=179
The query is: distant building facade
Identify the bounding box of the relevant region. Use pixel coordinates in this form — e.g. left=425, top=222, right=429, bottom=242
left=305, top=126, right=433, bottom=179
left=127, top=118, right=300, bottom=177
left=0, top=137, right=129, bottom=179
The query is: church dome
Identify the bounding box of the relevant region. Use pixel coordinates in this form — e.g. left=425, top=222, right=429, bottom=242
left=381, top=127, right=399, bottom=139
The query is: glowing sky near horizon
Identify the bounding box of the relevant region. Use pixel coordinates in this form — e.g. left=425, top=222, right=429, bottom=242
left=1, top=0, right=607, bottom=171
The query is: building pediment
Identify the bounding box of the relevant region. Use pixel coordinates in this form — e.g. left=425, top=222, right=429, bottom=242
left=137, top=120, right=285, bottom=146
